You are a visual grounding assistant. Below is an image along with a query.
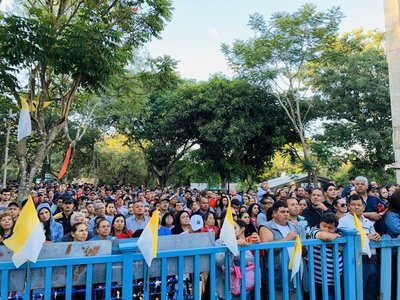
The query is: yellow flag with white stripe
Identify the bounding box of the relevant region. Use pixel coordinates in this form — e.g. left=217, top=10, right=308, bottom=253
left=220, top=199, right=239, bottom=256
left=137, top=209, right=159, bottom=267
left=353, top=214, right=371, bottom=258
left=288, top=234, right=302, bottom=280
left=3, top=195, right=45, bottom=268
left=17, top=98, right=32, bottom=142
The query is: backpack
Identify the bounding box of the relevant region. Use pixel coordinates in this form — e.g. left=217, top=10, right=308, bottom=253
left=222, top=261, right=255, bottom=295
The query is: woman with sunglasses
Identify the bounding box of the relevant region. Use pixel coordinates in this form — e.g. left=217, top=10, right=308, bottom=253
left=333, top=198, right=348, bottom=219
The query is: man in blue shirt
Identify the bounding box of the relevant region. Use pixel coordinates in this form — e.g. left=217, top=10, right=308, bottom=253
left=354, top=176, right=387, bottom=235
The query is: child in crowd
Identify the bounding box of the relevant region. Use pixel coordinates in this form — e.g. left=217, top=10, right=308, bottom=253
left=308, top=213, right=343, bottom=300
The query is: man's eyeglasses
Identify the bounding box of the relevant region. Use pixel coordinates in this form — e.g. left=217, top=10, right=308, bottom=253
left=339, top=204, right=347, bottom=208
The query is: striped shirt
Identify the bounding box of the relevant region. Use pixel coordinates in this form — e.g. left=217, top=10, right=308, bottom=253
left=309, top=227, right=343, bottom=285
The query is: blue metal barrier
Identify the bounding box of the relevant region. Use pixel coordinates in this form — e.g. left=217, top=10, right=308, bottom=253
left=0, top=230, right=398, bottom=300
left=370, top=235, right=400, bottom=300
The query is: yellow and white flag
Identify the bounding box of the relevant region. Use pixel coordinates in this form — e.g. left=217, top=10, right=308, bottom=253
left=353, top=214, right=371, bottom=258
left=288, top=234, right=302, bottom=280
left=4, top=195, right=45, bottom=268
left=17, top=98, right=32, bottom=142
left=137, top=209, right=159, bottom=267
left=220, top=200, right=239, bottom=256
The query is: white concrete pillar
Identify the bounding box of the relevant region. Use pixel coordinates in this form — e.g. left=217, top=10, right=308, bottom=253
left=384, top=0, right=400, bottom=182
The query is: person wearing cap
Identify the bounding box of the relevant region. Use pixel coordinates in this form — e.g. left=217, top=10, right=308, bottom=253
left=6, top=202, right=20, bottom=222
left=190, top=214, right=204, bottom=233
left=168, top=194, right=178, bottom=211
left=158, top=196, right=170, bottom=219
left=37, top=202, right=64, bottom=242
left=115, top=195, right=128, bottom=217
left=88, top=191, right=98, bottom=202
left=53, top=196, right=75, bottom=235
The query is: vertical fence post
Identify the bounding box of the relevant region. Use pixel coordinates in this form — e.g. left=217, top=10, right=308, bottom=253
left=119, top=242, right=139, bottom=300
left=379, top=235, right=392, bottom=300
left=340, top=229, right=362, bottom=300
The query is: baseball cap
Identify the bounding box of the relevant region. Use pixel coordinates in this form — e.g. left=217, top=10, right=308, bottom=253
left=62, top=196, right=74, bottom=204
left=190, top=214, right=203, bottom=231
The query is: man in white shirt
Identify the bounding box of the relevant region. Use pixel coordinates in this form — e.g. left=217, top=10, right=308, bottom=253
left=338, top=194, right=381, bottom=300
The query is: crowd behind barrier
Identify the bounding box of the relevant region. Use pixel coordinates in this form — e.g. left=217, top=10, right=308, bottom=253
left=0, top=175, right=399, bottom=300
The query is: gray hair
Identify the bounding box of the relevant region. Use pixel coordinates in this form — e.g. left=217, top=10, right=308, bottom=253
left=355, top=176, right=368, bottom=186
left=70, top=212, right=86, bottom=225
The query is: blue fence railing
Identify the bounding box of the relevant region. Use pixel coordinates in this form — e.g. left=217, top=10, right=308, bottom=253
left=0, top=230, right=399, bottom=300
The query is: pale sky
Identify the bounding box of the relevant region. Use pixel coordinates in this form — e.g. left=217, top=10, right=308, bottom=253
left=147, top=0, right=385, bottom=81
left=1, top=0, right=385, bottom=81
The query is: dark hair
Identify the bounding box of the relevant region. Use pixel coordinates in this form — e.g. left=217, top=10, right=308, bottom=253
left=271, top=200, right=287, bottom=212
left=231, top=198, right=240, bottom=208
left=1, top=188, right=11, bottom=194
left=235, top=219, right=247, bottom=229
left=95, top=217, right=108, bottom=228
left=388, top=190, right=400, bottom=213
left=186, top=199, right=194, bottom=209
left=238, top=211, right=249, bottom=220
left=71, top=222, right=87, bottom=233
left=320, top=212, right=339, bottom=227
left=347, top=194, right=364, bottom=205
left=217, top=196, right=229, bottom=210
left=247, top=203, right=260, bottom=218
left=161, top=212, right=175, bottom=226
left=110, top=214, right=128, bottom=236
left=174, top=210, right=190, bottom=226
left=203, top=211, right=217, bottom=227
left=323, top=183, right=336, bottom=193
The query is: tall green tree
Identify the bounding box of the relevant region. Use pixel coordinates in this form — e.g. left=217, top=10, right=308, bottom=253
left=308, top=29, right=393, bottom=180
left=187, top=76, right=296, bottom=189
left=0, top=0, right=172, bottom=199
left=102, top=56, right=194, bottom=187
left=222, top=4, right=343, bottom=184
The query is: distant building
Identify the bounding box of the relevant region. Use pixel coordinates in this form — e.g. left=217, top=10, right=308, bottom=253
left=268, top=174, right=332, bottom=190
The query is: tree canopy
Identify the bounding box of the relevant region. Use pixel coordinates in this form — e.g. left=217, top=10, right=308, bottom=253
left=308, top=29, right=393, bottom=180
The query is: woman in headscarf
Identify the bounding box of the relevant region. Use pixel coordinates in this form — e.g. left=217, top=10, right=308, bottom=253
left=37, top=202, right=64, bottom=242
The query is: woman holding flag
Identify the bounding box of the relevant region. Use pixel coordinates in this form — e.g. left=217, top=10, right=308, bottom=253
left=215, top=217, right=254, bottom=299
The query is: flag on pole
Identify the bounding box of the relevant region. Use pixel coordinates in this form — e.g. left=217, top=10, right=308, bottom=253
left=137, top=209, right=159, bottom=267
left=220, top=199, right=239, bottom=256
left=353, top=214, right=371, bottom=258
left=3, top=195, right=45, bottom=268
left=58, top=145, right=74, bottom=180
left=17, top=98, right=32, bottom=142
left=288, top=234, right=302, bottom=280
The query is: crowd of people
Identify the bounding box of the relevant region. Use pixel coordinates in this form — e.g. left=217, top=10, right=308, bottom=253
left=0, top=175, right=399, bottom=299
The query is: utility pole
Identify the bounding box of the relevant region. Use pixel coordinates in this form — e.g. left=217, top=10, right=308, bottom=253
left=384, top=0, right=400, bottom=182
left=2, top=109, right=12, bottom=188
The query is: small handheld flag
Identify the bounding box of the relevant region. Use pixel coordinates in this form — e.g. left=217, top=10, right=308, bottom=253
left=220, top=200, right=239, bottom=256
left=353, top=214, right=371, bottom=258
left=3, top=196, right=45, bottom=268
left=288, top=234, right=302, bottom=280
left=137, top=210, right=159, bottom=267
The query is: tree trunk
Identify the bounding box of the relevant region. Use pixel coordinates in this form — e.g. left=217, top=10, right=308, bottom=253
left=220, top=171, right=229, bottom=192
left=17, top=122, right=66, bottom=201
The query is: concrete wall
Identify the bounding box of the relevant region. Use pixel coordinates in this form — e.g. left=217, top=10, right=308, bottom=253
left=384, top=0, right=400, bottom=182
